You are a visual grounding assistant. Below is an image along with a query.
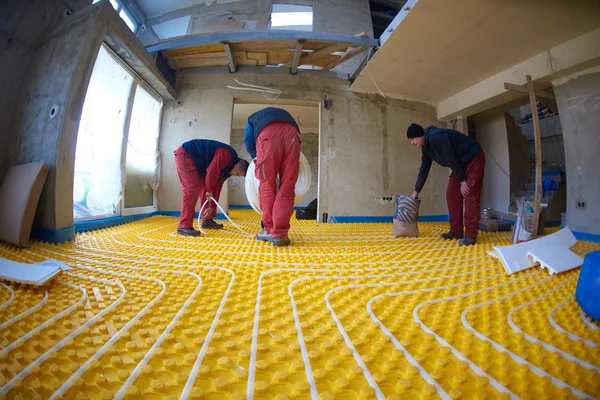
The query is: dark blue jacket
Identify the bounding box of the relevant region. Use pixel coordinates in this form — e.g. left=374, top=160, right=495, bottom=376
left=414, top=126, right=481, bottom=192
left=244, top=107, right=299, bottom=159
left=182, top=139, right=239, bottom=181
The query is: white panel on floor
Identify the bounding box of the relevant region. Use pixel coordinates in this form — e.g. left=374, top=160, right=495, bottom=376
left=0, top=258, right=70, bottom=285
left=527, top=247, right=583, bottom=275
left=492, top=228, right=577, bottom=275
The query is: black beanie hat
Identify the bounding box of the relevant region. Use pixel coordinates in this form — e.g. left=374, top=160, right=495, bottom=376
left=406, top=123, right=425, bottom=139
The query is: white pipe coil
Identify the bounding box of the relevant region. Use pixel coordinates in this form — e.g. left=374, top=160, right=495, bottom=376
left=245, top=152, right=311, bottom=216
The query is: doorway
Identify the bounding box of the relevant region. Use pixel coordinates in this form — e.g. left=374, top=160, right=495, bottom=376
left=228, top=100, right=320, bottom=219
left=73, top=44, right=163, bottom=221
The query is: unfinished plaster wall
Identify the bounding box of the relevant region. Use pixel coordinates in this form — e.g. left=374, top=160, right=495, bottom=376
left=472, top=108, right=511, bottom=213
left=506, top=113, right=530, bottom=199
left=139, top=0, right=271, bottom=46
left=554, top=68, right=600, bottom=234
left=313, top=0, right=373, bottom=74
left=158, top=73, right=446, bottom=219
left=8, top=3, right=110, bottom=238
left=0, top=0, right=93, bottom=184
left=229, top=128, right=319, bottom=207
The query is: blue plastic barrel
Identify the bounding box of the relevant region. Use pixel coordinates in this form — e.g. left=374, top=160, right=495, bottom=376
left=576, top=250, right=600, bottom=322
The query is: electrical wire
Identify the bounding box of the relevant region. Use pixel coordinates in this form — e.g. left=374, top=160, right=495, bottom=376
left=482, top=145, right=511, bottom=178
left=367, top=66, right=386, bottom=98
left=547, top=50, right=558, bottom=73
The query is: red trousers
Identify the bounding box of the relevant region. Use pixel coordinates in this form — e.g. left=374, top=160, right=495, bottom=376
left=174, top=146, right=222, bottom=229
left=447, top=149, right=486, bottom=238
left=255, top=122, right=301, bottom=238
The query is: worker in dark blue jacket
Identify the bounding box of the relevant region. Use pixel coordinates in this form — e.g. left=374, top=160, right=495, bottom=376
left=174, top=139, right=248, bottom=236
left=407, top=123, right=486, bottom=245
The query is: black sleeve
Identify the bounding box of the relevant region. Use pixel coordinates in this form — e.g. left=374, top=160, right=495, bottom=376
left=414, top=150, right=433, bottom=192
left=431, top=134, right=466, bottom=182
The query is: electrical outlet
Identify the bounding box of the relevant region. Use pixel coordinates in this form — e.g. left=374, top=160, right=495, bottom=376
left=576, top=201, right=586, bottom=209
left=376, top=196, right=395, bottom=205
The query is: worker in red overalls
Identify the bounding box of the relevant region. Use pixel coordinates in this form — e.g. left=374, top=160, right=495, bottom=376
left=174, top=139, right=248, bottom=236
left=244, top=107, right=301, bottom=247
left=407, top=123, right=486, bottom=246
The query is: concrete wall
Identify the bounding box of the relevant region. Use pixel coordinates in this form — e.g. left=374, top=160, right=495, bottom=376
left=312, top=0, right=373, bottom=74
left=472, top=108, right=511, bottom=213
left=313, top=0, right=373, bottom=37
left=0, top=0, right=93, bottom=184
left=9, top=4, right=109, bottom=232
left=158, top=73, right=447, bottom=219
left=506, top=113, right=530, bottom=199
left=229, top=128, right=319, bottom=207
left=554, top=68, right=600, bottom=234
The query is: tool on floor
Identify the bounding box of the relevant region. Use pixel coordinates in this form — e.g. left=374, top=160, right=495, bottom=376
left=0, top=257, right=70, bottom=285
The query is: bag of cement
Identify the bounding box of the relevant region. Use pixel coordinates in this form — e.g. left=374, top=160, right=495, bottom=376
left=393, top=195, right=420, bottom=237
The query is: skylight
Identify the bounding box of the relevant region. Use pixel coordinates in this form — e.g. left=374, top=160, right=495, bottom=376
left=271, top=4, right=313, bottom=31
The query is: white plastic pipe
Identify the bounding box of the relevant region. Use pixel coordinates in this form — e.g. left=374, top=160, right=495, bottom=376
left=245, top=152, right=311, bottom=216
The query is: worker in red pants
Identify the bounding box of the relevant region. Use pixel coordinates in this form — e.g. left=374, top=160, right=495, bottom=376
left=174, top=139, right=248, bottom=236
left=244, top=107, right=301, bottom=247
left=407, top=123, right=486, bottom=245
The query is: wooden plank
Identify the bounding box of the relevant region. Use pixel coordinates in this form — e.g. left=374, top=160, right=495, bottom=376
left=322, top=46, right=367, bottom=71
left=167, top=43, right=225, bottom=56
left=264, top=50, right=340, bottom=67
left=288, top=42, right=350, bottom=67
left=223, top=43, right=236, bottom=73
left=246, top=52, right=268, bottom=66
left=290, top=40, right=304, bottom=74
left=233, top=52, right=258, bottom=66
left=231, top=40, right=329, bottom=53
left=526, top=74, right=543, bottom=239
left=504, top=82, right=555, bottom=99
left=173, top=52, right=229, bottom=68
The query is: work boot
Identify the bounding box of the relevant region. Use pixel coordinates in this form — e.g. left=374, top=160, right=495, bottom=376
left=256, top=229, right=272, bottom=241
left=440, top=232, right=464, bottom=240
left=459, top=236, right=476, bottom=246
left=270, top=236, right=291, bottom=247
left=177, top=228, right=201, bottom=237
left=201, top=219, right=224, bottom=229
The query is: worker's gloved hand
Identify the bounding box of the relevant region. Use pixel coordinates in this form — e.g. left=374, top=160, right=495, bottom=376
left=460, top=181, right=471, bottom=197
left=410, top=191, right=419, bottom=200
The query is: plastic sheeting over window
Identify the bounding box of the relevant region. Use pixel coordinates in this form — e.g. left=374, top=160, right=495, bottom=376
left=73, top=46, right=134, bottom=220
left=124, top=86, right=163, bottom=209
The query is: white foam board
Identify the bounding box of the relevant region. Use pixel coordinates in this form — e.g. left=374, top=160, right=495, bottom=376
left=0, top=258, right=69, bottom=285
left=527, top=247, right=583, bottom=275
left=492, top=228, right=577, bottom=275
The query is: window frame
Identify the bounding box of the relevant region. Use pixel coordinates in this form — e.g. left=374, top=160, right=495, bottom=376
left=93, top=0, right=139, bottom=33
left=73, top=43, right=163, bottom=221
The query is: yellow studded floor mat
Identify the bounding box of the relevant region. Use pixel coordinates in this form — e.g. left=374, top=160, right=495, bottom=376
left=0, top=211, right=599, bottom=400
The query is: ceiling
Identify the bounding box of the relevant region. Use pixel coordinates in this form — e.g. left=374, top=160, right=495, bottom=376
left=352, top=0, right=600, bottom=104
left=232, top=104, right=319, bottom=133
left=138, top=0, right=245, bottom=18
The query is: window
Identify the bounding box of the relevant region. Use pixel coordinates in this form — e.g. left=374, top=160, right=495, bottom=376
left=124, top=86, right=162, bottom=210
left=73, top=45, right=163, bottom=221
left=93, top=0, right=138, bottom=32
left=271, top=4, right=313, bottom=31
